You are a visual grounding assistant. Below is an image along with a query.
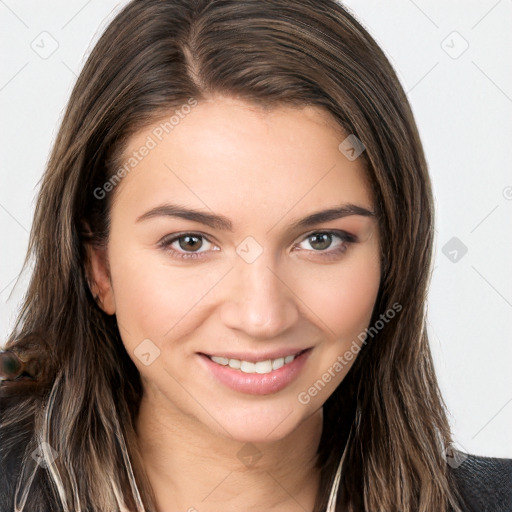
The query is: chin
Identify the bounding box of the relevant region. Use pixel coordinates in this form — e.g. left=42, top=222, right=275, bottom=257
left=201, top=399, right=312, bottom=444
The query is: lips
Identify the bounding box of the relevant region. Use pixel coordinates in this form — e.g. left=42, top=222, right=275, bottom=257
left=198, top=347, right=312, bottom=395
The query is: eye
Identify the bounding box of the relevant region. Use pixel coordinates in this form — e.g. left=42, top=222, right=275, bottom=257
left=295, top=230, right=357, bottom=259
left=158, top=229, right=357, bottom=262
left=158, top=232, right=218, bottom=260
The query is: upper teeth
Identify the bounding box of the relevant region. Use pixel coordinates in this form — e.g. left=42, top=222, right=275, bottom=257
left=210, top=354, right=297, bottom=374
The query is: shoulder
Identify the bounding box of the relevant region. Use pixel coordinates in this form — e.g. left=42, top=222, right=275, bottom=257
left=0, top=392, right=35, bottom=511
left=1, top=393, right=25, bottom=510
left=449, top=450, right=512, bottom=512
left=0, top=391, right=57, bottom=511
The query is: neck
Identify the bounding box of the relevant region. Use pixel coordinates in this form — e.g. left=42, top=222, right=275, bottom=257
left=135, top=388, right=323, bottom=512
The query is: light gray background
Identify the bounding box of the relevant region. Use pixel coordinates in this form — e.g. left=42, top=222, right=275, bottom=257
left=1, top=1, right=511, bottom=457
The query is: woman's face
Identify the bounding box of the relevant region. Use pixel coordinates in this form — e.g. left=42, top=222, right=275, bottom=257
left=89, top=95, right=381, bottom=442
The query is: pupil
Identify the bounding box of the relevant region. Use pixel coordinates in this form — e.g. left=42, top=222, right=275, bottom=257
left=311, top=233, right=331, bottom=250
left=180, top=235, right=202, bottom=251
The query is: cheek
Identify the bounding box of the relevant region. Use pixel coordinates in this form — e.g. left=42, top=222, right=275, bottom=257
left=294, top=253, right=381, bottom=340
left=107, top=245, right=229, bottom=347
left=333, top=269, right=380, bottom=336
left=293, top=254, right=381, bottom=409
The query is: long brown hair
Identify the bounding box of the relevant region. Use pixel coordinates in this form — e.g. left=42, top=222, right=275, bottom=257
left=1, top=1, right=464, bottom=510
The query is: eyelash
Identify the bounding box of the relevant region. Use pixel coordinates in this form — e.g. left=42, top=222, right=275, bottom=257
left=157, top=230, right=357, bottom=261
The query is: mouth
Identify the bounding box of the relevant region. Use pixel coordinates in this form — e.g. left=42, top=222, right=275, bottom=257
left=197, top=348, right=313, bottom=395
left=204, top=349, right=309, bottom=375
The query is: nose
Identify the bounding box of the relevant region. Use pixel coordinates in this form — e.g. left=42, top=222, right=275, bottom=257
left=219, top=253, right=299, bottom=340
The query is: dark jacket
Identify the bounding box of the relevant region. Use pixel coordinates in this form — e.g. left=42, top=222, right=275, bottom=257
left=1, top=395, right=511, bottom=511
left=448, top=453, right=512, bottom=511
left=2, top=447, right=511, bottom=511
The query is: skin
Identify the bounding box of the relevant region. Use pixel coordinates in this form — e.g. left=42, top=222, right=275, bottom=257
left=87, top=95, right=381, bottom=511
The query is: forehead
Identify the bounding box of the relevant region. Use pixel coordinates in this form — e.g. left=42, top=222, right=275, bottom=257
left=110, top=96, right=374, bottom=227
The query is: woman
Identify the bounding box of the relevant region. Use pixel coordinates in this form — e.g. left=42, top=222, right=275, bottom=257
left=1, top=0, right=510, bottom=511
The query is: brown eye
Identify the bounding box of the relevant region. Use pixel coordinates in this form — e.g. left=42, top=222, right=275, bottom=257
left=178, top=234, right=204, bottom=252
left=158, top=232, right=218, bottom=260
left=296, top=230, right=357, bottom=260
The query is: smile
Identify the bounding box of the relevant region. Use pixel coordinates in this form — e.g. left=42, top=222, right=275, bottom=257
left=199, top=348, right=312, bottom=395
left=208, top=351, right=304, bottom=375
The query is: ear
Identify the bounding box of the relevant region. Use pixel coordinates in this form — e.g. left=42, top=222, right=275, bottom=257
left=84, top=242, right=116, bottom=316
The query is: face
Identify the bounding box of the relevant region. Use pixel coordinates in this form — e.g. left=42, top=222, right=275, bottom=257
left=88, top=95, right=381, bottom=443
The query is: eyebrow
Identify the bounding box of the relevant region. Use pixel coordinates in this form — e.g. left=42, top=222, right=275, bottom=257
left=135, top=202, right=376, bottom=231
